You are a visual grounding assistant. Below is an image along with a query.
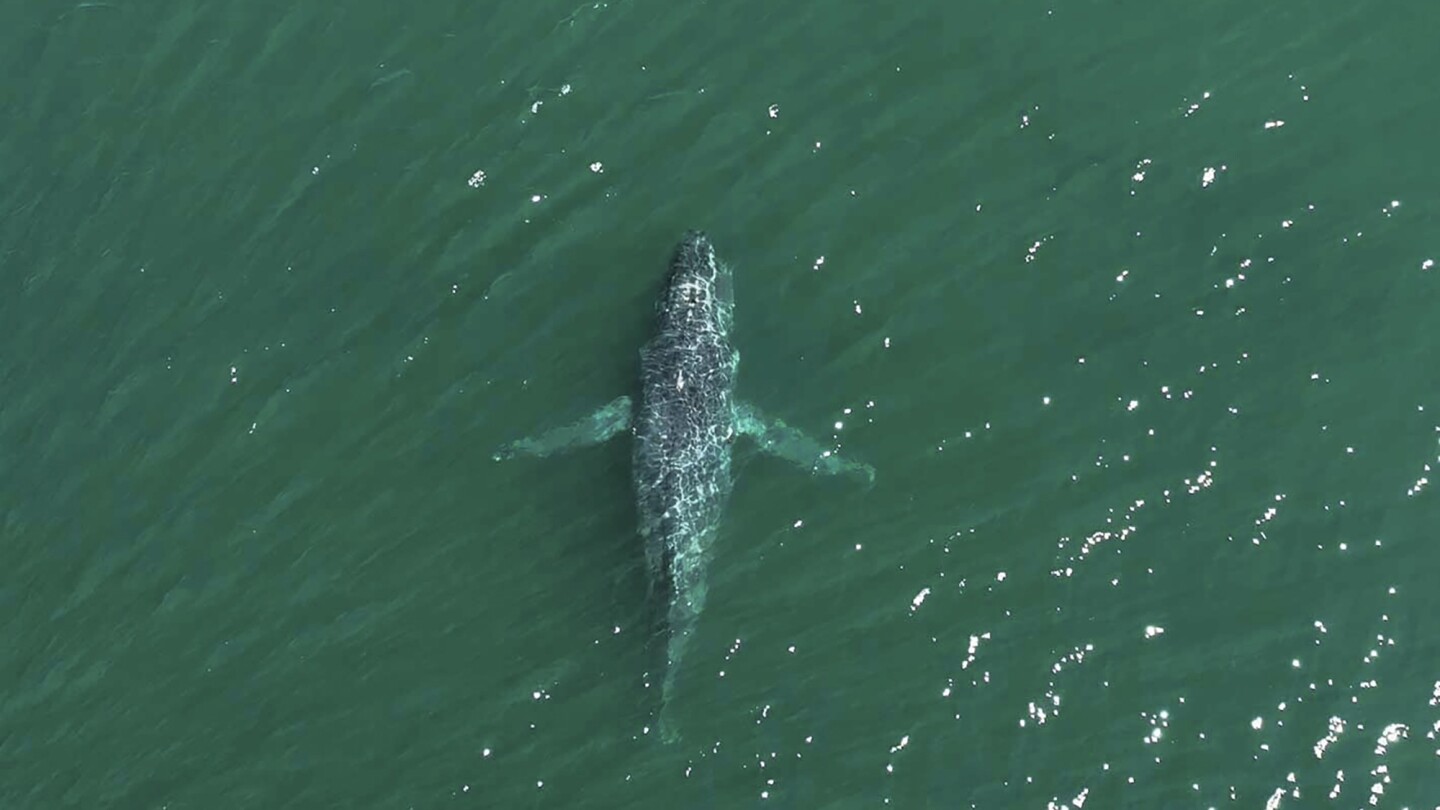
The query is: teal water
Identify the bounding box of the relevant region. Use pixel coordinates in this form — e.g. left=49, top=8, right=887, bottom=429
left=4, top=0, right=1440, bottom=807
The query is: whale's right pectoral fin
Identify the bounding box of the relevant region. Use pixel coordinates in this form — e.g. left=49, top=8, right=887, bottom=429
left=734, top=401, right=875, bottom=487
left=493, top=395, right=633, bottom=460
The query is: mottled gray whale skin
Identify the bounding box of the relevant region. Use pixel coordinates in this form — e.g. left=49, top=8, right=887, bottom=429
left=634, top=231, right=737, bottom=740
left=495, top=231, right=872, bottom=742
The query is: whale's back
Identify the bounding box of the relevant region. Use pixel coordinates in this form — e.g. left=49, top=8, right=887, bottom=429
left=634, top=232, right=737, bottom=602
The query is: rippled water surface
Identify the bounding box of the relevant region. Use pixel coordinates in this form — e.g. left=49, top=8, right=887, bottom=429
left=4, top=0, right=1439, bottom=806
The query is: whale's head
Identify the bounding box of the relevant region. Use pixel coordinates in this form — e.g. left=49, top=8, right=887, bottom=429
left=658, top=230, right=733, bottom=330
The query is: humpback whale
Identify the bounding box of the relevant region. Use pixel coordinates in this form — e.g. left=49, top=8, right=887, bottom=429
left=495, top=231, right=873, bottom=741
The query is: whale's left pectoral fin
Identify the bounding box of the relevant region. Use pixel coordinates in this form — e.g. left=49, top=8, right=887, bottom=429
left=734, top=401, right=875, bottom=486
left=494, top=395, right=633, bottom=460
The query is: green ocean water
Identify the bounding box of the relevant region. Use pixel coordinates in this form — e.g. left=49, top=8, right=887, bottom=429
left=4, top=0, right=1440, bottom=807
